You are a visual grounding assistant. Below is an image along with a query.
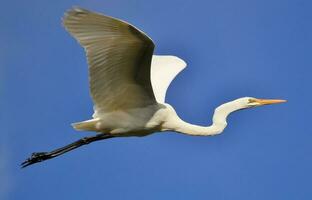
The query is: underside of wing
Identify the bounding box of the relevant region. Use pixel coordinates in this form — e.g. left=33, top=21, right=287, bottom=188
left=151, top=55, right=187, bottom=103
left=63, top=7, right=157, bottom=114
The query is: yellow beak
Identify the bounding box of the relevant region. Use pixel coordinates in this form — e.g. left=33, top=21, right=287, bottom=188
left=254, top=98, right=287, bottom=105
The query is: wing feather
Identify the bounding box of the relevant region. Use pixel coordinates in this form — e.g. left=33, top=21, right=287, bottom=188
left=151, top=55, right=187, bottom=103
left=63, top=7, right=156, bottom=114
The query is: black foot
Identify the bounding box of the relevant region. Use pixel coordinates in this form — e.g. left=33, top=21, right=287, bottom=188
left=21, top=152, right=50, bottom=168
left=20, top=135, right=115, bottom=168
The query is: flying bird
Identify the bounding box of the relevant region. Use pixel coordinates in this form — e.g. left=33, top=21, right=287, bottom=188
left=21, top=7, right=286, bottom=168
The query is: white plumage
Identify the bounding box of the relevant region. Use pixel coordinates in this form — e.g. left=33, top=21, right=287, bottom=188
left=63, top=7, right=285, bottom=137
left=21, top=7, right=285, bottom=168
left=151, top=55, right=186, bottom=103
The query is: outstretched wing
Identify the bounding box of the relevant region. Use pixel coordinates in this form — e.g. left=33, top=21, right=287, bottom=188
left=63, top=7, right=157, bottom=114
left=151, top=55, right=187, bottom=103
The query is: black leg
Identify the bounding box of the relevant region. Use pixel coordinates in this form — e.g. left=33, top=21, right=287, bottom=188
left=21, top=134, right=115, bottom=168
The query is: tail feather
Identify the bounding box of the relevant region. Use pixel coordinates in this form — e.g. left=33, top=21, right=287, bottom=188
left=71, top=119, right=98, bottom=131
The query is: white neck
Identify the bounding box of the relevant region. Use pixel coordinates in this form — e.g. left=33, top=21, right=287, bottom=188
left=164, top=100, right=245, bottom=136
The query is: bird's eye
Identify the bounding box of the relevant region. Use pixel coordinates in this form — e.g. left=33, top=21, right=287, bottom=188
left=248, top=98, right=257, bottom=103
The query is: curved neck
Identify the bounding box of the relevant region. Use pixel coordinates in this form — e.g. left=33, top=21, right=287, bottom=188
left=165, top=100, right=244, bottom=136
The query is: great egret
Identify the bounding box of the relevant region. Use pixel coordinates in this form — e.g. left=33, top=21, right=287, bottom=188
left=21, top=7, right=286, bottom=168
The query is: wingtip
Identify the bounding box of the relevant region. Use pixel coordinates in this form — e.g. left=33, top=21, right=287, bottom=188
left=62, top=6, right=89, bottom=28
left=63, top=6, right=90, bottom=20
left=171, top=56, right=187, bottom=69
left=71, top=6, right=90, bottom=13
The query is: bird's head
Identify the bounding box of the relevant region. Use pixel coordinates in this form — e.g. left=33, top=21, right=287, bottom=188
left=238, top=97, right=286, bottom=109
left=212, top=97, right=286, bottom=130
left=214, top=97, right=286, bottom=120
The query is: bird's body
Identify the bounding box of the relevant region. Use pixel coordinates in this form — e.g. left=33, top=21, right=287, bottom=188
left=73, top=103, right=165, bottom=136
left=21, top=7, right=285, bottom=168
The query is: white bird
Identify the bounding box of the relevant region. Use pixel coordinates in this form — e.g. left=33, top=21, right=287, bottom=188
left=21, top=7, right=286, bottom=168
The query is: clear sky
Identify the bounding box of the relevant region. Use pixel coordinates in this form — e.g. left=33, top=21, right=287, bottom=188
left=1, top=0, right=312, bottom=199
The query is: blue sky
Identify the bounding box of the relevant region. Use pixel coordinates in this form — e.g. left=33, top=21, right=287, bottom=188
left=1, top=0, right=312, bottom=199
